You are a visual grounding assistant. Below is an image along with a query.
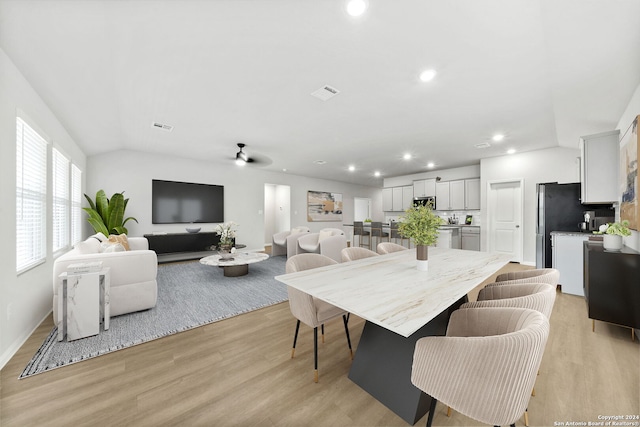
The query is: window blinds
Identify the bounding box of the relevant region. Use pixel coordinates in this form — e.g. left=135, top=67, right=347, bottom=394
left=71, top=165, right=82, bottom=245
left=52, top=148, right=70, bottom=253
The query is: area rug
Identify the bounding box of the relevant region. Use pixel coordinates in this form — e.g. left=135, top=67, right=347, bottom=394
left=19, top=255, right=287, bottom=379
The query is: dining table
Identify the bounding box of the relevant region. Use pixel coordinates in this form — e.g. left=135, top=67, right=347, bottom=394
left=275, top=247, right=512, bottom=424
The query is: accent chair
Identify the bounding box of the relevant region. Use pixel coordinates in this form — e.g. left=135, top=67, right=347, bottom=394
left=271, top=226, right=310, bottom=258
left=296, top=228, right=347, bottom=263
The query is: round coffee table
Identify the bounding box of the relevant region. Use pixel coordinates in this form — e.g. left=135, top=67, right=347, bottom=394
left=200, top=252, right=269, bottom=277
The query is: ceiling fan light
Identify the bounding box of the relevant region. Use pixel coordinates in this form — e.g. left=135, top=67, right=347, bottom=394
left=235, top=152, right=247, bottom=165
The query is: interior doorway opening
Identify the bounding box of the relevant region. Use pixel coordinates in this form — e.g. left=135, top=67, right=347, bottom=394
left=264, top=184, right=291, bottom=250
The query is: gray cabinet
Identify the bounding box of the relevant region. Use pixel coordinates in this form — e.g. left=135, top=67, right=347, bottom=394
left=580, top=130, right=619, bottom=203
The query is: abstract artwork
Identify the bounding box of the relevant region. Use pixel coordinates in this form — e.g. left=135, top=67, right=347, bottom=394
left=620, top=115, right=639, bottom=231
left=307, top=191, right=343, bottom=222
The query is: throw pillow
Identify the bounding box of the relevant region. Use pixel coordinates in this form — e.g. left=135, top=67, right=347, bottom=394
left=108, top=234, right=130, bottom=251
left=75, top=238, right=101, bottom=254
left=101, top=242, right=125, bottom=253
left=90, top=232, right=108, bottom=242
left=318, top=229, right=334, bottom=242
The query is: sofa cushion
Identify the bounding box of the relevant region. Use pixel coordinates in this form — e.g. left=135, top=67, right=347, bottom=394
left=318, top=229, right=334, bottom=242
left=101, top=242, right=126, bottom=253
left=108, top=233, right=130, bottom=251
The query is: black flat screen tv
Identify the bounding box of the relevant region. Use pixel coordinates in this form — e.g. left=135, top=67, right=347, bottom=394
left=152, top=179, right=224, bottom=224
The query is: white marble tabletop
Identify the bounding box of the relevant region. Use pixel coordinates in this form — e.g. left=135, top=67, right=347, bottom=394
left=275, top=248, right=512, bottom=337
left=200, top=252, right=269, bottom=267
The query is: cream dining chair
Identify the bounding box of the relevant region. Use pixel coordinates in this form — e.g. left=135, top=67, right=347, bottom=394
left=285, top=254, right=353, bottom=383
left=411, top=307, right=550, bottom=427
left=376, top=242, right=408, bottom=255
left=494, top=268, right=560, bottom=287
left=340, top=246, right=379, bottom=262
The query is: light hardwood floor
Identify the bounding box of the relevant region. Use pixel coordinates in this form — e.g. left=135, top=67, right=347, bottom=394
left=1, top=262, right=638, bottom=426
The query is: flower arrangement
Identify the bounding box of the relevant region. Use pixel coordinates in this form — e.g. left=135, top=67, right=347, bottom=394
left=397, top=203, right=444, bottom=246
left=598, top=220, right=632, bottom=236
left=215, top=221, right=238, bottom=247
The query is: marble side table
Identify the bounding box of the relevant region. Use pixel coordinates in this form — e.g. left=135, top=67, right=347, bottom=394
left=57, top=268, right=110, bottom=341
left=200, top=252, right=269, bottom=277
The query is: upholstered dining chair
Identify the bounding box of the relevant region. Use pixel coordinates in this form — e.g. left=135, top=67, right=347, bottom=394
left=495, top=268, right=560, bottom=288
left=461, top=281, right=556, bottom=426
left=376, top=242, right=408, bottom=255
left=272, top=226, right=310, bottom=258
left=369, top=221, right=389, bottom=249
left=340, top=247, right=379, bottom=262
left=296, top=228, right=347, bottom=263
left=353, top=221, right=371, bottom=248
left=285, top=254, right=353, bottom=383
left=411, top=307, right=550, bottom=427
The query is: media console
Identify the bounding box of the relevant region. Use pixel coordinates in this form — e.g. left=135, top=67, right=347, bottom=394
left=144, top=232, right=222, bottom=263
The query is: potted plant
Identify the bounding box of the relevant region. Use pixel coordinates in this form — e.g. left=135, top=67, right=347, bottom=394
left=215, top=221, right=238, bottom=259
left=397, top=203, right=444, bottom=271
left=83, top=190, right=138, bottom=236
left=600, top=220, right=631, bottom=251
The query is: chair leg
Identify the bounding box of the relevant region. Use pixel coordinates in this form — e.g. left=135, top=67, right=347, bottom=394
left=313, top=327, right=319, bottom=383
left=291, top=320, right=300, bottom=358
left=343, top=314, right=353, bottom=359
left=321, top=324, right=325, bottom=343
left=447, top=406, right=452, bottom=417
left=426, top=397, right=437, bottom=427
left=524, top=408, right=530, bottom=426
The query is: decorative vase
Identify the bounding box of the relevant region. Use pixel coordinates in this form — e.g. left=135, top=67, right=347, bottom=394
left=218, top=244, right=234, bottom=260
left=602, top=234, right=623, bottom=251
left=416, top=245, right=429, bottom=271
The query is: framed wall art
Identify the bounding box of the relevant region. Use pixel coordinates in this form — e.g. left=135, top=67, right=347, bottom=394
left=620, top=115, right=639, bottom=231
left=307, top=190, right=343, bottom=222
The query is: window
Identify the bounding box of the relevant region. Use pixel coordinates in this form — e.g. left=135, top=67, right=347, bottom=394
left=71, top=165, right=82, bottom=245
left=52, top=148, right=70, bottom=253
left=16, top=117, right=48, bottom=272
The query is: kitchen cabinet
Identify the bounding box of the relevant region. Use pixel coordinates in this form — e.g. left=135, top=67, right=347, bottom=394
left=464, top=178, right=481, bottom=210
left=580, top=130, right=619, bottom=204
left=383, top=185, right=414, bottom=212
left=461, top=226, right=480, bottom=251
left=584, top=241, right=640, bottom=336
left=551, top=232, right=589, bottom=296
left=436, top=180, right=465, bottom=210
left=413, top=179, right=436, bottom=198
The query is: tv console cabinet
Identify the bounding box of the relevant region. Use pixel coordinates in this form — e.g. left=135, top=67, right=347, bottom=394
left=145, top=232, right=222, bottom=263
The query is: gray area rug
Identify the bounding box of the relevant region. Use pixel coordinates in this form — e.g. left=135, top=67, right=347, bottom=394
left=20, top=255, right=287, bottom=379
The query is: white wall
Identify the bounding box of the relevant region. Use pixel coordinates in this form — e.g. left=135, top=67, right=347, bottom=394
left=87, top=150, right=382, bottom=252
left=0, top=48, right=87, bottom=368
left=617, top=83, right=640, bottom=251
left=480, top=147, right=581, bottom=264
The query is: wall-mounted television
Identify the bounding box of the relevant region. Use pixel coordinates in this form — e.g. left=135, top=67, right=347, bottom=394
left=152, top=179, right=224, bottom=224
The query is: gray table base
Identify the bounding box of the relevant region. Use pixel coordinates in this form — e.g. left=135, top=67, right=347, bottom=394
left=348, top=295, right=468, bottom=425
left=219, top=263, right=249, bottom=277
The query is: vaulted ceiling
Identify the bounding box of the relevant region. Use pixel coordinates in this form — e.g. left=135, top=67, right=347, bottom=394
left=1, top=0, right=639, bottom=186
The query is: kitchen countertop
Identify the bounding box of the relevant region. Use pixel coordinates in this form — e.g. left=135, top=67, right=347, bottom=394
left=550, top=231, right=594, bottom=237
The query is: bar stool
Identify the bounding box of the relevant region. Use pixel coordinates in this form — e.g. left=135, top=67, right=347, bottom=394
left=353, top=221, right=371, bottom=249
left=369, top=222, right=389, bottom=249
left=389, top=221, right=409, bottom=248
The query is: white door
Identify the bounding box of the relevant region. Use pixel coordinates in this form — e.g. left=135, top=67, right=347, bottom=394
left=487, top=180, right=523, bottom=262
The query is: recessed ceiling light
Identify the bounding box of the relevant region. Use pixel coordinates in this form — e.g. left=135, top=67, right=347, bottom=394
left=507, top=148, right=516, bottom=154
left=348, top=165, right=355, bottom=172
left=374, top=171, right=381, bottom=177
left=346, top=0, right=367, bottom=17
left=427, top=162, right=435, bottom=168
left=419, top=69, right=437, bottom=82
left=403, top=153, right=412, bottom=160
left=282, top=168, right=287, bottom=172
left=492, top=134, right=505, bottom=142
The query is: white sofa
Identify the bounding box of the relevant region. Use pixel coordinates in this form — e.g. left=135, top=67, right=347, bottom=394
left=52, top=235, right=158, bottom=324
left=272, top=226, right=310, bottom=257
left=296, top=228, right=347, bottom=263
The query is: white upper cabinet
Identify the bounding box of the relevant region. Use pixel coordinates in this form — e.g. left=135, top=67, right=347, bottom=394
left=392, top=187, right=404, bottom=211
left=383, top=185, right=414, bottom=211
left=580, top=130, right=619, bottom=204
left=402, top=185, right=414, bottom=211
left=435, top=182, right=450, bottom=210
left=382, top=187, right=393, bottom=212
left=449, top=180, right=465, bottom=210
left=413, top=179, right=436, bottom=197
left=464, top=178, right=481, bottom=210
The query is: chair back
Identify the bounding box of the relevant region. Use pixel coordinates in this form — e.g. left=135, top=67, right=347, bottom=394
left=376, top=242, right=408, bottom=254
left=390, top=221, right=402, bottom=238
left=319, top=228, right=344, bottom=237
left=464, top=282, right=556, bottom=319
left=286, top=253, right=337, bottom=273
left=353, top=221, right=367, bottom=236
left=495, top=268, right=559, bottom=287
left=369, top=221, right=387, bottom=238
left=341, top=247, right=379, bottom=262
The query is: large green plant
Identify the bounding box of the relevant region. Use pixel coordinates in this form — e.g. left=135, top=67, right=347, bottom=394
left=83, top=190, right=138, bottom=235
left=397, top=203, right=444, bottom=246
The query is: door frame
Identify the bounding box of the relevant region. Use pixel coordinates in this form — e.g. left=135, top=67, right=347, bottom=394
left=486, top=178, right=524, bottom=263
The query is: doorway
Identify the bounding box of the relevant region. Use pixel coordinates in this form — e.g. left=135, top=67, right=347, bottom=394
left=354, top=197, right=371, bottom=221
left=487, top=179, right=523, bottom=262
left=264, top=184, right=291, bottom=248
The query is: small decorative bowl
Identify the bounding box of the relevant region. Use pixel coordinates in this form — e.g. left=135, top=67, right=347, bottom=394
left=186, top=227, right=201, bottom=233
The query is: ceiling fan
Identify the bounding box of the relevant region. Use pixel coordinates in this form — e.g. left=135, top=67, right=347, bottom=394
left=234, top=143, right=254, bottom=166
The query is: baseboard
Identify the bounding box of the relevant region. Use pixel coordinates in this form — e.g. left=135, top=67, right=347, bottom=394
left=0, top=310, right=52, bottom=371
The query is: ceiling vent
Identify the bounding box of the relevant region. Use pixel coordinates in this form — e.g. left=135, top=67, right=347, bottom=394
left=152, top=122, right=173, bottom=132
left=474, top=142, right=491, bottom=149
left=311, top=85, right=340, bottom=101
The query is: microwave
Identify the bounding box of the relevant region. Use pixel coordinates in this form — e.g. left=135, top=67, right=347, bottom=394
left=413, top=197, right=436, bottom=208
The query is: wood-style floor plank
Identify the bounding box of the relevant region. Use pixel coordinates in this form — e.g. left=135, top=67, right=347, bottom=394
left=1, top=262, right=638, bottom=426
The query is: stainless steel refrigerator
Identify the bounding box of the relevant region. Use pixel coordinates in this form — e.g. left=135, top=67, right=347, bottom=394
left=535, top=182, right=585, bottom=269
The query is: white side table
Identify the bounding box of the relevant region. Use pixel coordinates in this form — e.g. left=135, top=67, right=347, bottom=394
left=57, top=268, right=110, bottom=341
